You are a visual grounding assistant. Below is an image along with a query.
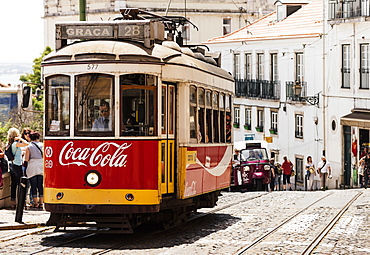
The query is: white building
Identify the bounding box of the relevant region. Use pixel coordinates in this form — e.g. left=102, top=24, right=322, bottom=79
left=326, top=0, right=370, bottom=188
left=43, top=0, right=276, bottom=48
left=206, top=0, right=327, bottom=190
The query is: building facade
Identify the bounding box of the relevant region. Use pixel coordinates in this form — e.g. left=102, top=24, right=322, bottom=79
left=43, top=0, right=275, bottom=49
left=206, top=0, right=327, bottom=190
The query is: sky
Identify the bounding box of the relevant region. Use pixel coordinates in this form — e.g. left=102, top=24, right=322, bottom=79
left=0, top=1, right=44, bottom=64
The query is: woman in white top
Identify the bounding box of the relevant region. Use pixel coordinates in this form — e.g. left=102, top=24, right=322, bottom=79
left=25, top=131, right=44, bottom=208
left=305, top=156, right=318, bottom=191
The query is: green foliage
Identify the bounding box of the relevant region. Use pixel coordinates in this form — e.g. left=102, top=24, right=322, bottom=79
left=20, top=46, right=53, bottom=86
left=19, top=46, right=53, bottom=116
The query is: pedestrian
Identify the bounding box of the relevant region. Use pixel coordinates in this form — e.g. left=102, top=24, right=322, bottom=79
left=21, top=127, right=33, bottom=206
left=274, top=162, right=282, bottom=191
left=363, top=153, right=370, bottom=189
left=25, top=131, right=44, bottom=208
left=6, top=128, right=29, bottom=209
left=317, top=156, right=332, bottom=190
left=305, top=156, right=318, bottom=191
left=281, top=155, right=293, bottom=191
left=358, top=154, right=366, bottom=188
left=269, top=158, right=277, bottom=192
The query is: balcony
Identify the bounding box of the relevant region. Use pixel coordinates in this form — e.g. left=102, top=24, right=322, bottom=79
left=329, top=0, right=370, bottom=20
left=235, top=79, right=280, bottom=100
left=286, top=81, right=307, bottom=103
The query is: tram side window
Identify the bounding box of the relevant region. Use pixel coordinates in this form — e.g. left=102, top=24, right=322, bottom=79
left=225, top=94, right=232, bottom=143
left=206, top=90, right=212, bottom=143
left=46, top=75, right=70, bottom=135
left=213, top=92, right=219, bottom=143
left=198, top=88, right=205, bottom=143
left=75, top=74, right=114, bottom=134
left=189, top=86, right=197, bottom=140
left=120, top=74, right=156, bottom=136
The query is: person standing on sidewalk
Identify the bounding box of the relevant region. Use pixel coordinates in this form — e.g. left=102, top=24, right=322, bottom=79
left=317, top=156, right=332, bottom=190
left=363, top=153, right=370, bottom=189
left=305, top=156, right=317, bottom=191
left=281, top=156, right=293, bottom=191
left=25, top=131, right=44, bottom=209
left=6, top=128, right=29, bottom=209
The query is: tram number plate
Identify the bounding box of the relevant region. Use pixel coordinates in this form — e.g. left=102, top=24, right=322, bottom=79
left=87, top=64, right=98, bottom=70
left=118, top=25, right=144, bottom=38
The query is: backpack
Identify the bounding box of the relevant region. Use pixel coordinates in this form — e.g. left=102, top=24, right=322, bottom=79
left=5, top=144, right=15, bottom=161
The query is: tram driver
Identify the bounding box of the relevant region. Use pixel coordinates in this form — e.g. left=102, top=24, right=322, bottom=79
left=92, top=101, right=112, bottom=131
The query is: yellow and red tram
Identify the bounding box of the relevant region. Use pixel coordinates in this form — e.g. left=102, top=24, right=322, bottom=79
left=41, top=9, right=234, bottom=233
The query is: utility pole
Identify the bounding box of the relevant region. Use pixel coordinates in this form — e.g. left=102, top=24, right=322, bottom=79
left=80, top=0, right=86, bottom=21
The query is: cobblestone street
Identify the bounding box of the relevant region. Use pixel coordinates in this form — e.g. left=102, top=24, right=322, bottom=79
left=0, top=189, right=369, bottom=254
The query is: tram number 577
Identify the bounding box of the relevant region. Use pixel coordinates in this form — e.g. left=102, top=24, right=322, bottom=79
left=87, top=64, right=98, bottom=70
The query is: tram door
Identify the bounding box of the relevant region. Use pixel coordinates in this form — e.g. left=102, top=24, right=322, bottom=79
left=160, top=83, right=175, bottom=194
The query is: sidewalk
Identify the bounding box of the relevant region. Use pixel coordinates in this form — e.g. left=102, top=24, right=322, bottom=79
left=0, top=207, right=50, bottom=230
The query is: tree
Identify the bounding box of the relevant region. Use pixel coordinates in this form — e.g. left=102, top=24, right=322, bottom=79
left=20, top=46, right=53, bottom=112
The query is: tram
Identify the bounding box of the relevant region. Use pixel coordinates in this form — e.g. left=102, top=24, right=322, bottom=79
left=36, top=9, right=234, bottom=233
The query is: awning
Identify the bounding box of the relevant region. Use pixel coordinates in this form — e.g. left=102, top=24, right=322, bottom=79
left=340, top=109, right=370, bottom=128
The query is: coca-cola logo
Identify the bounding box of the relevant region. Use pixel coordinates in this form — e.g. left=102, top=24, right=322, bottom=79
left=59, top=141, right=132, bottom=167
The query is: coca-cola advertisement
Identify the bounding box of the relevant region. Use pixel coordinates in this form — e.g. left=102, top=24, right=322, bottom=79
left=44, top=140, right=159, bottom=190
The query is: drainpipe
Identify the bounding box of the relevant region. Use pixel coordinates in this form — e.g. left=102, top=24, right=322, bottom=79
left=80, top=0, right=86, bottom=21
left=322, top=0, right=326, bottom=158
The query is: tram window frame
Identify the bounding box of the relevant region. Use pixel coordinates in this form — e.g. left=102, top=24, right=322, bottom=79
left=189, top=86, right=197, bottom=141
left=120, top=74, right=157, bottom=137
left=198, top=88, right=206, bottom=143
left=205, top=90, right=212, bottom=143
left=75, top=73, right=115, bottom=136
left=45, top=75, right=71, bottom=136
left=213, top=92, right=220, bottom=143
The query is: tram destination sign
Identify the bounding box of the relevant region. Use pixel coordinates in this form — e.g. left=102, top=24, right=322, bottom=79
left=56, top=20, right=164, bottom=49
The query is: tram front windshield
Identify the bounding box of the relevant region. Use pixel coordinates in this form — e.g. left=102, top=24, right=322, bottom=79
left=45, top=73, right=157, bottom=137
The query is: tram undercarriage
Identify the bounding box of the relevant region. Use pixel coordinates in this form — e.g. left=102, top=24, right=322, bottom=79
left=46, top=191, right=221, bottom=234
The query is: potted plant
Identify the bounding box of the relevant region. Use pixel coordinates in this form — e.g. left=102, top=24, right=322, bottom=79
left=233, top=122, right=240, bottom=128
left=255, top=126, right=263, bottom=132
left=269, top=129, right=277, bottom=134
left=244, top=124, right=251, bottom=130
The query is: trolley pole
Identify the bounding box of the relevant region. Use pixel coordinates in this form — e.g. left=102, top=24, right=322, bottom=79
left=15, top=177, right=28, bottom=223
left=80, top=0, right=86, bottom=21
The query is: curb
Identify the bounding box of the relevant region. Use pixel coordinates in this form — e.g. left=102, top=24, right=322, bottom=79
left=0, top=222, right=46, bottom=230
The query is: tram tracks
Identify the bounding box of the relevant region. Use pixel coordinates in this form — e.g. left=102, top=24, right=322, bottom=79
left=234, top=191, right=363, bottom=255
left=15, top=192, right=267, bottom=255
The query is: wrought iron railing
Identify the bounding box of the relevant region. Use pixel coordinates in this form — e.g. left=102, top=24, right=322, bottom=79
left=329, top=0, right=370, bottom=20
left=286, top=81, right=307, bottom=102
left=235, top=79, right=280, bottom=100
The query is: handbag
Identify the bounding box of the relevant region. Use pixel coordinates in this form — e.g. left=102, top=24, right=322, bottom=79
left=309, top=167, right=315, bottom=174
left=290, top=169, right=295, bottom=177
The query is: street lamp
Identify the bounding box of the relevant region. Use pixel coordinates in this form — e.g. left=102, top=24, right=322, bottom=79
left=292, top=80, right=319, bottom=106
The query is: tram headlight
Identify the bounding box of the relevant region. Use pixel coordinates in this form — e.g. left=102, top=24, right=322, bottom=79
left=264, top=165, right=271, bottom=171
left=243, top=166, right=250, bottom=172
left=85, top=170, right=101, bottom=187
left=56, top=192, right=64, bottom=200
left=125, top=193, right=134, bottom=201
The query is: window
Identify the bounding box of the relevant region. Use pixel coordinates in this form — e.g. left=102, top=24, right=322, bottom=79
left=296, top=53, right=304, bottom=82
left=257, top=109, right=264, bottom=131
left=342, top=44, right=350, bottom=88
left=245, top=53, right=252, bottom=80
left=213, top=92, right=219, bottom=142
left=295, top=114, right=303, bottom=138
left=46, top=75, right=70, bottom=135
left=270, top=53, right=278, bottom=81
left=257, top=53, right=264, bottom=80
left=245, top=108, right=251, bottom=130
left=120, top=74, right=156, bottom=136
left=271, top=111, right=278, bottom=134
left=234, top=53, right=241, bottom=79
left=234, top=106, right=240, bottom=128
left=189, top=86, right=197, bottom=140
left=75, top=74, right=114, bottom=135
left=206, top=90, right=212, bottom=143
left=223, top=18, right=231, bottom=35
left=360, top=44, right=369, bottom=89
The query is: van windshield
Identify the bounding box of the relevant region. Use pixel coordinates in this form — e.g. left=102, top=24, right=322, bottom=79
left=241, top=148, right=269, bottom=161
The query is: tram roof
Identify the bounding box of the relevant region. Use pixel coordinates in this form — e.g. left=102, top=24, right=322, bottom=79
left=43, top=40, right=233, bottom=81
